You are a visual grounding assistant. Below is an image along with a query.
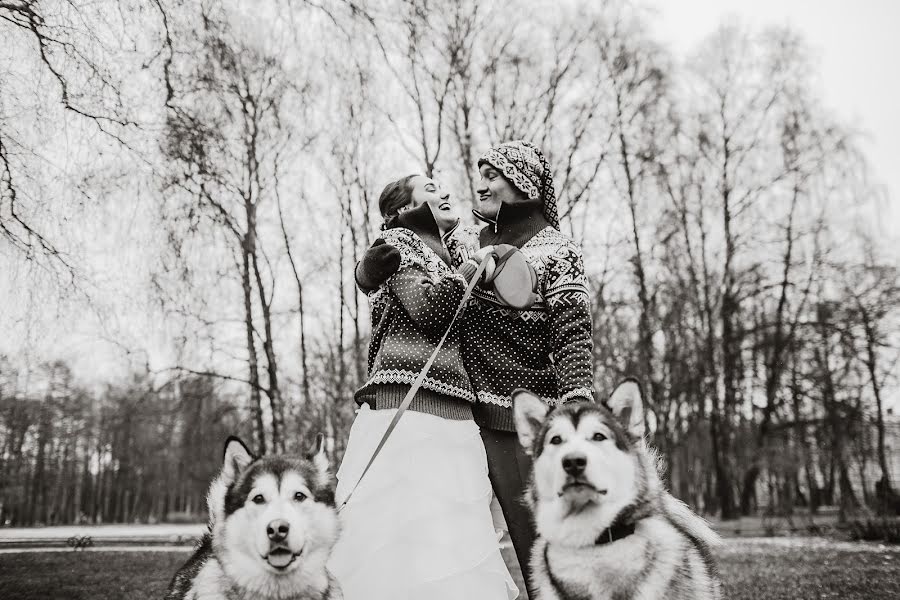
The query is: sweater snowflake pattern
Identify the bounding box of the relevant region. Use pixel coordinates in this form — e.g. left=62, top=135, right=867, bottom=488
left=357, top=227, right=475, bottom=410
left=448, top=224, right=594, bottom=431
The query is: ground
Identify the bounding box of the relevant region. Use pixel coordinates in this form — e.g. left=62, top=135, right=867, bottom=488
left=716, top=538, right=900, bottom=599
left=0, top=537, right=898, bottom=599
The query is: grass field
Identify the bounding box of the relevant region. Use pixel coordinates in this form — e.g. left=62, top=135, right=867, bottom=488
left=1, top=537, right=898, bottom=599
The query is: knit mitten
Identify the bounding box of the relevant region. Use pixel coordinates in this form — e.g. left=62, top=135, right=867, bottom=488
left=355, top=238, right=401, bottom=292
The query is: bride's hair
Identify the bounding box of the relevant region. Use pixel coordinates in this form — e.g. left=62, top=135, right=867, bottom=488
left=378, top=174, right=419, bottom=230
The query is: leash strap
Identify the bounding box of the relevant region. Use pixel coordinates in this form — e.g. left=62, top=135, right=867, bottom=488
left=481, top=246, right=517, bottom=285
left=338, top=255, right=490, bottom=511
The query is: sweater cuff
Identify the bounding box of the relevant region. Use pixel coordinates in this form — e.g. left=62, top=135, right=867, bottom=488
left=472, top=403, right=516, bottom=431
left=457, top=259, right=480, bottom=283
left=559, top=388, right=594, bottom=404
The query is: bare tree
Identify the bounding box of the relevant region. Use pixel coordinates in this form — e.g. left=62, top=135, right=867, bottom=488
left=594, top=11, right=670, bottom=438
left=686, top=24, right=814, bottom=518
left=0, top=0, right=168, bottom=277
left=159, top=4, right=316, bottom=452
left=737, top=85, right=847, bottom=514
left=842, top=243, right=900, bottom=510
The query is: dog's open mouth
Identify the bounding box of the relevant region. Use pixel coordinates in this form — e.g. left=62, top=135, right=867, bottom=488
left=265, top=547, right=301, bottom=570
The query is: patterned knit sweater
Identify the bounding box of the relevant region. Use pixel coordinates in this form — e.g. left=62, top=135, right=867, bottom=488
left=355, top=222, right=475, bottom=420
left=448, top=223, right=594, bottom=431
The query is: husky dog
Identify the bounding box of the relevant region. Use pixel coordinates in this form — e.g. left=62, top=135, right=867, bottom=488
left=513, top=379, right=721, bottom=600
left=165, top=435, right=342, bottom=600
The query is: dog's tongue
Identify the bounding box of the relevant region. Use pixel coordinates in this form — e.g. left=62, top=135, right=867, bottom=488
left=267, top=549, right=294, bottom=569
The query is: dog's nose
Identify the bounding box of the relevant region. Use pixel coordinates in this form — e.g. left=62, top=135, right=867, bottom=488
left=267, top=519, right=290, bottom=542
left=562, top=453, right=587, bottom=476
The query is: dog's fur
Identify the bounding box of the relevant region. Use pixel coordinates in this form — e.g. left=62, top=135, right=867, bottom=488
left=165, top=435, right=342, bottom=600
left=513, top=379, right=721, bottom=600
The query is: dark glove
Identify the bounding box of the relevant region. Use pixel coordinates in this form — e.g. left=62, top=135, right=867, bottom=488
left=355, top=238, right=401, bottom=292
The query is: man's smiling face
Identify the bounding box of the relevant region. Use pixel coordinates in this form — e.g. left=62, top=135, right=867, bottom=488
left=476, top=163, right=525, bottom=219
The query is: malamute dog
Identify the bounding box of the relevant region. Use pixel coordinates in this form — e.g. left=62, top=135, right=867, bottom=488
left=513, top=379, right=721, bottom=600
left=165, top=435, right=342, bottom=600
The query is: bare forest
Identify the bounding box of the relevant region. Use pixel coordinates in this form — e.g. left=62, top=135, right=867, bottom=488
left=1, top=0, right=898, bottom=526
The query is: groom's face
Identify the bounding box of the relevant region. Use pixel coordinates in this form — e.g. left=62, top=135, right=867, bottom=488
left=477, top=163, right=525, bottom=219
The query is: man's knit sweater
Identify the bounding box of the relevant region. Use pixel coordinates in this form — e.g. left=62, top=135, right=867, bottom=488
left=447, top=202, right=594, bottom=431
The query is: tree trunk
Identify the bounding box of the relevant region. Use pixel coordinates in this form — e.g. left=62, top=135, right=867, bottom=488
left=241, top=229, right=266, bottom=454
left=816, top=308, right=857, bottom=521
left=276, top=185, right=312, bottom=418
left=717, top=137, right=739, bottom=520
left=29, top=401, right=52, bottom=525
left=615, top=93, right=659, bottom=437
left=740, top=183, right=801, bottom=514
left=251, top=248, right=285, bottom=453
left=860, top=307, right=893, bottom=501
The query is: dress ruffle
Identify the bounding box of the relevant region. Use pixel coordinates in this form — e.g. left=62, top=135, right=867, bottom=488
left=328, top=405, right=518, bottom=600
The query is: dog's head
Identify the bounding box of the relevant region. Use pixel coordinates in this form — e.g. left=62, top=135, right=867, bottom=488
left=514, top=379, right=653, bottom=546
left=207, top=434, right=339, bottom=596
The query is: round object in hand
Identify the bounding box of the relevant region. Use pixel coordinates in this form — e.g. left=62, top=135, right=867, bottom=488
left=483, top=244, right=538, bottom=310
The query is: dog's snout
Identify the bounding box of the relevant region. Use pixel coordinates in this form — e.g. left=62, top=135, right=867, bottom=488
left=562, top=453, right=587, bottom=476
left=267, top=519, right=290, bottom=542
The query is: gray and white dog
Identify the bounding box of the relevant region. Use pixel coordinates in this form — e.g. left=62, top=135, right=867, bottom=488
left=165, top=435, right=342, bottom=600
left=513, top=379, right=721, bottom=600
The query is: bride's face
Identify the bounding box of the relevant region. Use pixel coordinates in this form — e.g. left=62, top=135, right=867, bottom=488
left=409, top=176, right=458, bottom=232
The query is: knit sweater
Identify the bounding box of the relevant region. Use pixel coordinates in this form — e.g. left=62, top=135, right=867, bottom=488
left=355, top=205, right=476, bottom=420
left=447, top=203, right=594, bottom=431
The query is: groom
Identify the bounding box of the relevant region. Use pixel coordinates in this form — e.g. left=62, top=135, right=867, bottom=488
left=357, top=141, right=594, bottom=597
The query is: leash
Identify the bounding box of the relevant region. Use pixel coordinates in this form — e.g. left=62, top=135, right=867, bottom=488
left=338, top=255, right=490, bottom=512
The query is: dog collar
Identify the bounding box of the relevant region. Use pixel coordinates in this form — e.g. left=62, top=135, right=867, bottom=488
left=594, top=521, right=637, bottom=545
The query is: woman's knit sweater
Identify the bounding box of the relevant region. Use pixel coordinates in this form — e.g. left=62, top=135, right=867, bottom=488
left=355, top=204, right=477, bottom=420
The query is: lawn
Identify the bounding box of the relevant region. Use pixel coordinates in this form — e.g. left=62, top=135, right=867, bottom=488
left=1, top=537, right=897, bottom=599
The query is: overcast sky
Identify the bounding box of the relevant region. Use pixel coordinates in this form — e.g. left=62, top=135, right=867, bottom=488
left=3, top=0, right=897, bottom=394
left=650, top=0, right=900, bottom=232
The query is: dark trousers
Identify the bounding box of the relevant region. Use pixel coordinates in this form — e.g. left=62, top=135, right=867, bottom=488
left=480, top=428, right=538, bottom=599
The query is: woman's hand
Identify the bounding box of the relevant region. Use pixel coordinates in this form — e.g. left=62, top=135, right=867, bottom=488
left=355, top=239, right=401, bottom=292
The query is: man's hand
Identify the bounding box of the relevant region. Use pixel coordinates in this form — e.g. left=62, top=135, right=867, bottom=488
left=471, top=245, right=497, bottom=282
left=355, top=239, right=401, bottom=292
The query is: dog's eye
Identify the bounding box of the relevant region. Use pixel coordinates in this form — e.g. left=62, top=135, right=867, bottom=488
left=251, top=494, right=265, bottom=505
left=549, top=435, right=562, bottom=445
left=294, top=492, right=307, bottom=503
left=592, top=432, right=607, bottom=442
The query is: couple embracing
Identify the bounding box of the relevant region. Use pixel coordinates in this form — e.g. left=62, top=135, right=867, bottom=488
left=328, top=140, right=594, bottom=599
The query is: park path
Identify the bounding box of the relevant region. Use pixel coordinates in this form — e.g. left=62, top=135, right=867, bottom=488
left=0, top=546, right=192, bottom=554
left=0, top=523, right=517, bottom=553
left=0, top=524, right=206, bottom=540
left=0, top=523, right=206, bottom=551
left=3, top=522, right=895, bottom=554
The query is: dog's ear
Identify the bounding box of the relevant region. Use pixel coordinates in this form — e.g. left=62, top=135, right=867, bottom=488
left=222, top=436, right=254, bottom=483
left=513, top=389, right=549, bottom=455
left=607, top=379, right=645, bottom=438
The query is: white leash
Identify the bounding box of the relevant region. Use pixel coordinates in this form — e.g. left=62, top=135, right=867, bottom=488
left=338, top=255, right=490, bottom=512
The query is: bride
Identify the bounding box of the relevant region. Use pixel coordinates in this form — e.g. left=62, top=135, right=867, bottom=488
left=327, top=174, right=518, bottom=600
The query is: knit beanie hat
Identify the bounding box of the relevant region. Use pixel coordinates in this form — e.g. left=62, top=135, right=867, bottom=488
left=477, top=140, right=559, bottom=229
